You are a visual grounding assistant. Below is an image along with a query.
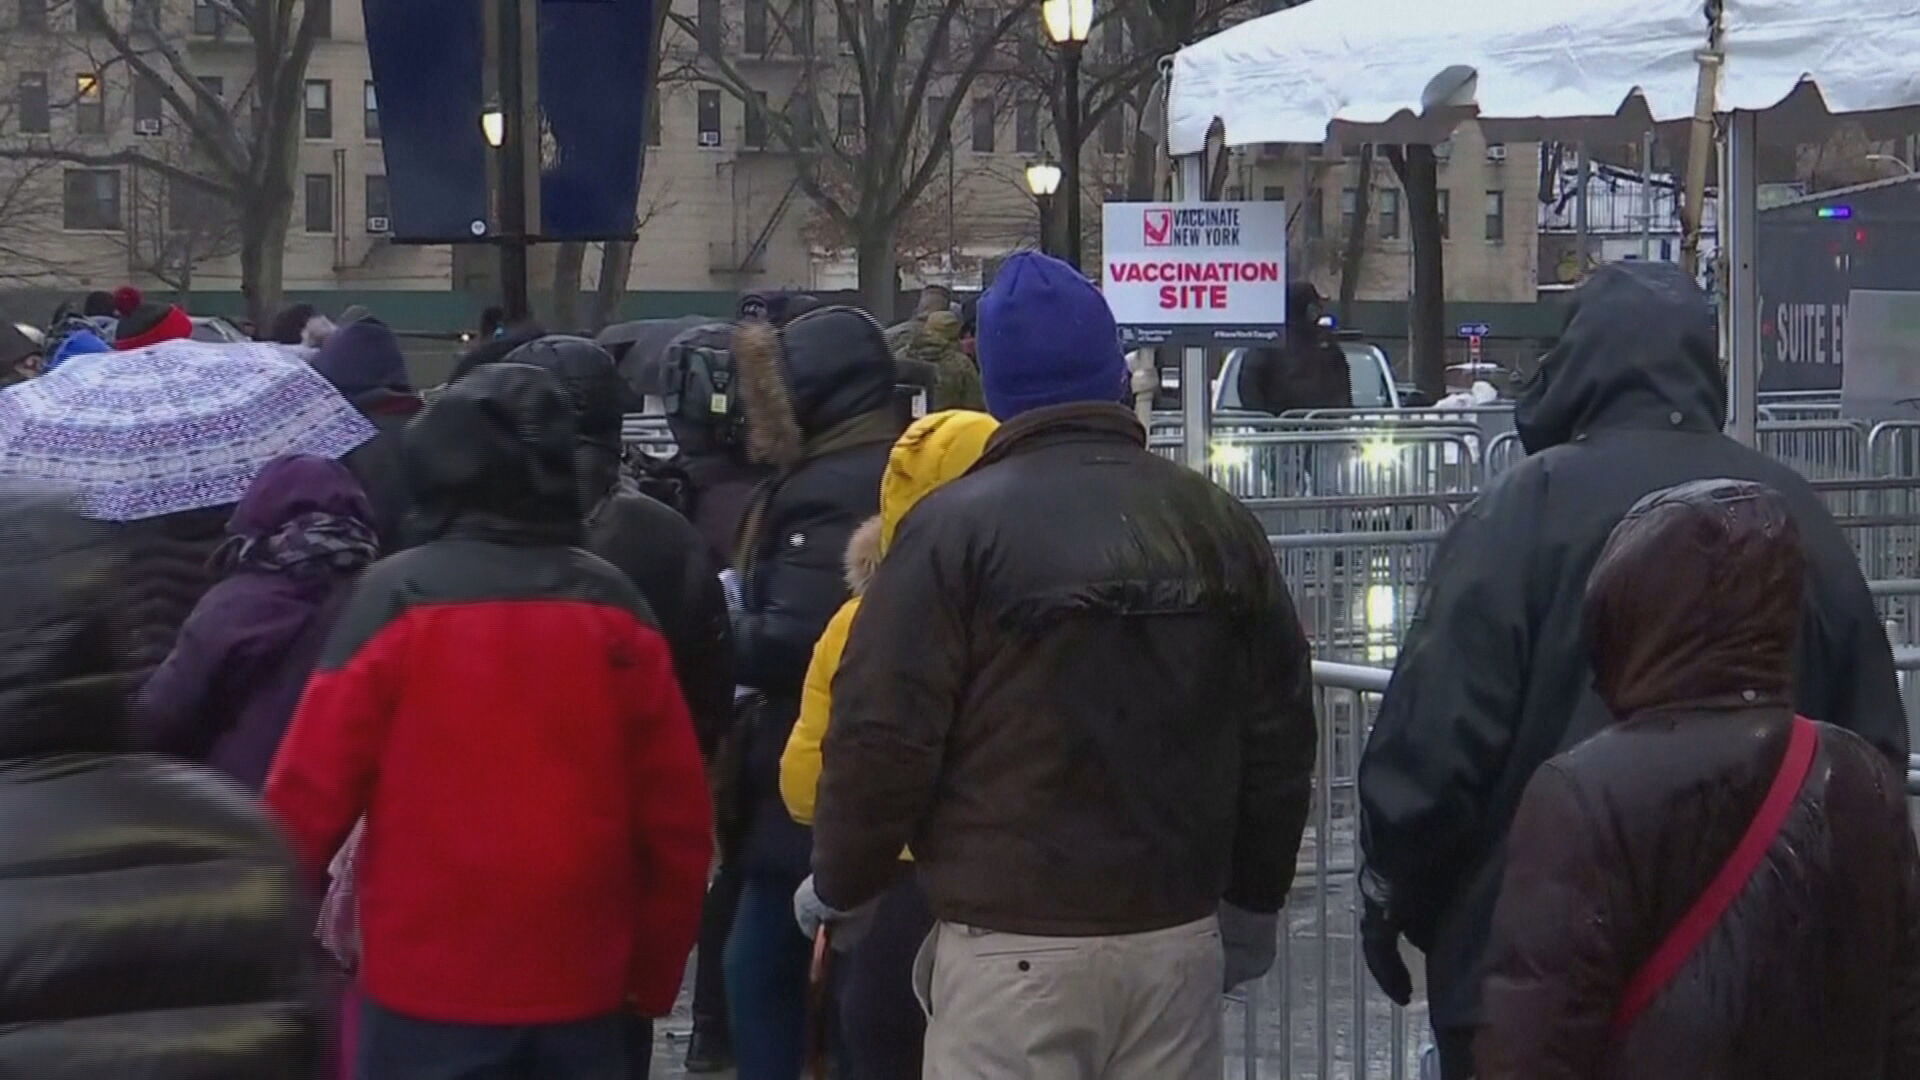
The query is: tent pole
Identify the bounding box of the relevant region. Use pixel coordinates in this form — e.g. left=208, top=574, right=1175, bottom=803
left=1725, top=110, right=1760, bottom=446
left=1680, top=4, right=1724, bottom=278
left=1174, top=152, right=1212, bottom=472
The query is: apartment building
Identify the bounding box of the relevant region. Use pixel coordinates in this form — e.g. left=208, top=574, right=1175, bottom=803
left=0, top=0, right=447, bottom=291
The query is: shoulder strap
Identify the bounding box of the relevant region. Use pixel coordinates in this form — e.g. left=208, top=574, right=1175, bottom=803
left=1609, top=715, right=1820, bottom=1038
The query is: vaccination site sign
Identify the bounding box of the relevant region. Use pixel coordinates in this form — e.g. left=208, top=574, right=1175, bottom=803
left=1101, top=202, right=1289, bottom=346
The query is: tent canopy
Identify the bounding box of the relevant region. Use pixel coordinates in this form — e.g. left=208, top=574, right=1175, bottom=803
left=1170, top=0, right=1920, bottom=154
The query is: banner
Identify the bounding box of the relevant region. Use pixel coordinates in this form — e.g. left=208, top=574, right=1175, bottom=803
left=1101, top=202, right=1289, bottom=347
left=363, top=0, right=657, bottom=244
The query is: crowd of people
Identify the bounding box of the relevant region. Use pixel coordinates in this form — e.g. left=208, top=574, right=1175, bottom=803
left=0, top=256, right=1917, bottom=1080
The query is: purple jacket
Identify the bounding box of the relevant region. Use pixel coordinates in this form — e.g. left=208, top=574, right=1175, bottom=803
left=138, top=455, right=375, bottom=790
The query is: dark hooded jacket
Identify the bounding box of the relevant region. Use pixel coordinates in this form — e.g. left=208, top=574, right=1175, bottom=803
left=1236, top=283, right=1353, bottom=415
left=312, top=320, right=422, bottom=549
left=506, top=335, right=735, bottom=755
left=1478, top=479, right=1920, bottom=1080
left=810, top=403, right=1318, bottom=933
left=656, top=322, right=771, bottom=569
left=115, top=504, right=231, bottom=673
left=264, top=364, right=712, bottom=1023
left=137, top=455, right=377, bottom=790
left=727, top=306, right=899, bottom=877
left=1356, top=262, right=1905, bottom=1029
left=0, top=491, right=320, bottom=1078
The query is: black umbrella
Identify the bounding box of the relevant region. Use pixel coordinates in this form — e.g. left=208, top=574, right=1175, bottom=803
left=599, top=315, right=716, bottom=404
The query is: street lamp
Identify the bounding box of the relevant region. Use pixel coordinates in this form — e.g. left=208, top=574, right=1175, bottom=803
left=1025, top=159, right=1063, bottom=256
left=1041, top=0, right=1092, bottom=272
left=480, top=99, right=506, bottom=148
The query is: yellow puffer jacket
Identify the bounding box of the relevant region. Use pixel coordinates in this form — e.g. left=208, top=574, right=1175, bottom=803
left=779, top=410, right=999, bottom=847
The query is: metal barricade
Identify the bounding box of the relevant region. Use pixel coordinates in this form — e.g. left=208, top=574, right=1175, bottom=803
left=1484, top=432, right=1526, bottom=479
left=1227, top=660, right=1423, bottom=1080
left=1269, top=531, right=1441, bottom=663
left=1756, top=420, right=1868, bottom=479
left=1152, top=431, right=1483, bottom=503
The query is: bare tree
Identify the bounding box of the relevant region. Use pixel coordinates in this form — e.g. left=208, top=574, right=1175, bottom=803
left=667, top=0, right=1037, bottom=319
left=0, top=0, right=324, bottom=324
left=585, top=182, right=677, bottom=331
left=1335, top=143, right=1374, bottom=323
left=119, top=132, right=242, bottom=305
left=1384, top=144, right=1445, bottom=398
left=0, top=159, right=72, bottom=284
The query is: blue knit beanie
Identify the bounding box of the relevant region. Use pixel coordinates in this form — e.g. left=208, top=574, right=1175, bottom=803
left=978, top=252, right=1126, bottom=420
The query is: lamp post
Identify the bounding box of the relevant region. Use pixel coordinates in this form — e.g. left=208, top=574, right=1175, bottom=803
left=482, top=0, right=535, bottom=326
left=1041, top=0, right=1091, bottom=272
left=1025, top=159, right=1062, bottom=257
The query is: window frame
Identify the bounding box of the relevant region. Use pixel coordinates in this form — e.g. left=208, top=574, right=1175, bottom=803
left=62, top=167, right=122, bottom=231
left=970, top=98, right=994, bottom=153
left=17, top=71, right=50, bottom=134
left=365, top=173, right=391, bottom=230
left=1485, top=188, right=1505, bottom=242
left=303, top=79, right=332, bottom=140
left=304, top=172, right=335, bottom=233
left=1378, top=187, right=1401, bottom=239
left=695, top=89, right=723, bottom=147
left=363, top=81, right=380, bottom=140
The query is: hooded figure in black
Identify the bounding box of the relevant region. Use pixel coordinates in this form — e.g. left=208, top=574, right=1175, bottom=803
left=503, top=335, right=734, bottom=756
left=721, top=305, right=898, bottom=1080
left=0, top=491, right=319, bottom=1078
left=1355, top=261, right=1905, bottom=1079
left=1236, top=282, right=1353, bottom=415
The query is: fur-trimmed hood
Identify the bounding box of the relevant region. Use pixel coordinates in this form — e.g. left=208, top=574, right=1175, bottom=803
left=734, top=306, right=898, bottom=467
left=841, top=409, right=999, bottom=596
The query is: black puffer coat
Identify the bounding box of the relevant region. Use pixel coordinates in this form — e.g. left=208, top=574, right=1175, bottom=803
left=813, top=403, right=1318, bottom=934
left=116, top=504, right=231, bottom=672
left=0, top=493, right=319, bottom=1078
left=1357, top=262, right=1905, bottom=1028
left=1236, top=283, right=1353, bottom=416
left=1478, top=480, right=1920, bottom=1079
left=506, top=335, right=735, bottom=755
left=728, top=306, right=898, bottom=878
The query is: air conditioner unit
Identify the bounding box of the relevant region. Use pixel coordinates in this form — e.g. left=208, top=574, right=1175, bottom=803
left=698, top=130, right=722, bottom=148
left=134, top=118, right=162, bottom=136
left=366, top=216, right=390, bottom=233
left=1433, top=139, right=1452, bottom=161
left=1486, top=143, right=1508, bottom=163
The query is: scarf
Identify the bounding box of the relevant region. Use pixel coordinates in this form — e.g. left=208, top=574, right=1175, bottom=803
left=213, top=511, right=379, bottom=578
left=733, top=407, right=900, bottom=579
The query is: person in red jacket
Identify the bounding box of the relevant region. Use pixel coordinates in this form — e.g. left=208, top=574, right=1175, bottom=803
left=266, top=362, right=712, bottom=1079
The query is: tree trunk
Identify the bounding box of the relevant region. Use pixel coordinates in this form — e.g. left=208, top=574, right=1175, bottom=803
left=857, top=227, right=899, bottom=324
left=591, top=240, right=634, bottom=332
left=1389, top=145, right=1447, bottom=399
left=239, top=192, right=290, bottom=327
left=1336, top=144, right=1374, bottom=325
left=551, top=240, right=586, bottom=331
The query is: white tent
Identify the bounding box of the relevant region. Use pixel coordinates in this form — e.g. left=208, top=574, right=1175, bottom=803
left=1170, top=0, right=1920, bottom=154
left=1164, top=0, right=1920, bottom=441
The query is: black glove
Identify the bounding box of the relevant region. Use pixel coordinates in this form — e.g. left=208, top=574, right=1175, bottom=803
left=1360, top=867, right=1413, bottom=1006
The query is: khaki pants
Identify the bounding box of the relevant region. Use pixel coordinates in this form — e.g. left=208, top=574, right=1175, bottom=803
left=915, top=917, right=1224, bottom=1080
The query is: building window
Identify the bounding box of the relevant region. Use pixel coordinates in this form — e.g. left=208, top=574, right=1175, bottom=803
left=1378, top=187, right=1401, bottom=239
left=16, top=72, right=49, bottom=134
left=77, top=0, right=109, bottom=34
left=133, top=74, right=164, bottom=133
left=196, top=74, right=224, bottom=124
left=18, top=0, right=46, bottom=30
left=366, top=174, right=390, bottom=229
left=646, top=94, right=661, bottom=146
left=168, top=178, right=224, bottom=233
left=192, top=0, right=222, bottom=34
left=744, top=0, right=768, bottom=53
left=791, top=94, right=817, bottom=146
left=837, top=93, right=860, bottom=141
left=744, top=91, right=768, bottom=149
left=969, top=6, right=994, bottom=50
left=308, top=0, right=331, bottom=38
left=304, top=80, right=331, bottom=139
left=1305, top=188, right=1323, bottom=240
left=1100, top=108, right=1123, bottom=154
left=970, top=98, right=993, bottom=153
left=1017, top=23, right=1038, bottom=65
left=304, top=173, right=334, bottom=232
left=926, top=96, right=946, bottom=141
left=696, top=89, right=722, bottom=147
left=1436, top=188, right=1450, bottom=239
left=75, top=73, right=105, bottom=135
left=1485, top=188, right=1505, bottom=242
left=697, top=0, right=722, bottom=53
left=1263, top=185, right=1285, bottom=202
left=1339, top=187, right=1356, bottom=235
left=1225, top=185, right=1244, bottom=201
left=1015, top=99, right=1037, bottom=153
left=63, top=167, right=121, bottom=230
left=363, top=81, right=380, bottom=140
left=837, top=6, right=855, bottom=53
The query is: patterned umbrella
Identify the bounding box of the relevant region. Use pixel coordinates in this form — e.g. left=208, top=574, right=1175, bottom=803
left=0, top=339, right=376, bottom=521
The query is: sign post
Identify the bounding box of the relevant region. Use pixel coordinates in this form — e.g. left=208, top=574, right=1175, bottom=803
left=1101, top=201, right=1289, bottom=348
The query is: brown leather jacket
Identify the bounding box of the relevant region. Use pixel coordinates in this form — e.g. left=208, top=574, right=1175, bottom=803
left=1478, top=479, right=1920, bottom=1079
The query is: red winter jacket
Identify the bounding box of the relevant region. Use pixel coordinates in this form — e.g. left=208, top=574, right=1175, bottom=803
left=266, top=534, right=712, bottom=1024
